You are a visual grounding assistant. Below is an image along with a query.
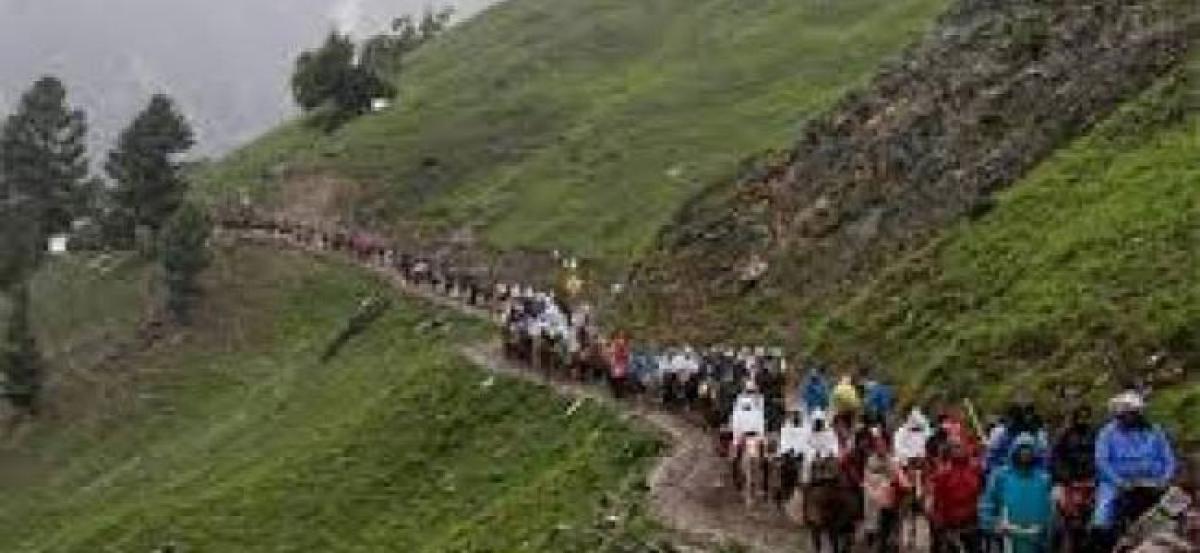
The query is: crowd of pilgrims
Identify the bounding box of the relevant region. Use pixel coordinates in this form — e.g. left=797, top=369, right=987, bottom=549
left=236, top=217, right=1199, bottom=553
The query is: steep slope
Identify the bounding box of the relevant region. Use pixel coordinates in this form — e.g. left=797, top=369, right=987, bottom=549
left=627, top=0, right=1195, bottom=342
left=625, top=0, right=1198, bottom=419
left=802, top=59, right=1200, bottom=430
left=199, top=0, right=951, bottom=264
left=0, top=245, right=660, bottom=552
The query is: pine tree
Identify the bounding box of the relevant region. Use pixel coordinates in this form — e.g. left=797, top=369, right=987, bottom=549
left=106, top=94, right=195, bottom=235
left=159, top=203, right=212, bottom=324
left=0, top=76, right=89, bottom=276
left=2, top=282, right=45, bottom=413
left=0, top=203, right=41, bottom=291
left=291, top=32, right=357, bottom=111
left=292, top=32, right=398, bottom=131
left=0, top=76, right=88, bottom=412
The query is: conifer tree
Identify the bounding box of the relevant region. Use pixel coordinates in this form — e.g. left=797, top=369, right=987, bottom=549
left=1, top=282, right=45, bottom=413
left=106, top=94, right=194, bottom=237
left=0, top=76, right=88, bottom=412
left=292, top=32, right=357, bottom=111
left=0, top=76, right=89, bottom=276
left=159, top=203, right=212, bottom=324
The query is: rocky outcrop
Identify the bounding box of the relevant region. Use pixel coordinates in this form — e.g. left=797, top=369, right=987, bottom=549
left=627, top=0, right=1197, bottom=340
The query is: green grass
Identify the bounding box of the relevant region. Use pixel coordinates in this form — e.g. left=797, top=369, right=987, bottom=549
left=801, top=59, right=1200, bottom=423
left=0, top=252, right=153, bottom=403
left=0, top=245, right=661, bottom=552
left=28, top=253, right=152, bottom=361
left=199, top=0, right=950, bottom=265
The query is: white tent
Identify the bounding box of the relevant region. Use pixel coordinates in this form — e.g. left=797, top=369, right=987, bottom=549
left=48, top=234, right=68, bottom=254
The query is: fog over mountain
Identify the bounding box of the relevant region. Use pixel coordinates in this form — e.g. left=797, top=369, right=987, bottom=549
left=0, top=0, right=496, bottom=159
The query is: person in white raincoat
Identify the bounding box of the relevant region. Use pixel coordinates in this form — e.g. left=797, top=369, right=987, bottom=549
left=780, top=410, right=810, bottom=457
left=893, top=408, right=933, bottom=467
left=801, top=410, right=841, bottom=484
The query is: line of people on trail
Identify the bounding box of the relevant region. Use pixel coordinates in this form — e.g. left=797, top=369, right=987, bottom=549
left=235, top=217, right=1199, bottom=553
left=752, top=372, right=1197, bottom=553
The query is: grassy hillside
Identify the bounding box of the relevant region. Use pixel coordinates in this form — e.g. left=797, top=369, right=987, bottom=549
left=0, top=245, right=661, bottom=552
left=802, top=56, right=1200, bottom=432
left=200, top=0, right=950, bottom=263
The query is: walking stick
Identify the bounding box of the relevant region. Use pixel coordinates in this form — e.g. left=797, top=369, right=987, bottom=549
left=963, top=398, right=986, bottom=444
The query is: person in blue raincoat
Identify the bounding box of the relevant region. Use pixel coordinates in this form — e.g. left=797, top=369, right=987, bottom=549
left=1092, top=391, right=1176, bottom=533
left=979, top=433, right=1054, bottom=553
left=862, top=373, right=894, bottom=424
left=799, top=365, right=830, bottom=415
left=984, top=399, right=1050, bottom=477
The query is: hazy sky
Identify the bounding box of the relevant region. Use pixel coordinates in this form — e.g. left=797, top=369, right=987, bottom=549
left=0, top=0, right=498, bottom=158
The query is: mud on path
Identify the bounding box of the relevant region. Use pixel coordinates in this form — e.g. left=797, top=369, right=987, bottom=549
left=242, top=232, right=808, bottom=552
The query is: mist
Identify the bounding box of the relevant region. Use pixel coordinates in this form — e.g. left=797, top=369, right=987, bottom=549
left=0, top=0, right=497, bottom=159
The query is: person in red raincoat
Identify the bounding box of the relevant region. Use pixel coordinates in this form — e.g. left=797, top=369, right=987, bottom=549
left=608, top=331, right=630, bottom=398
left=940, top=407, right=983, bottom=459
left=927, top=439, right=983, bottom=553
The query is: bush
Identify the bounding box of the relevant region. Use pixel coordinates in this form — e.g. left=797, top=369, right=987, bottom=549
left=159, top=203, right=212, bottom=324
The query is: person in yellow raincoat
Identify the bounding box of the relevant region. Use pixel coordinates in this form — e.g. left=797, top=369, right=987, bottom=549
left=831, top=375, right=862, bottom=430
left=832, top=375, right=860, bottom=410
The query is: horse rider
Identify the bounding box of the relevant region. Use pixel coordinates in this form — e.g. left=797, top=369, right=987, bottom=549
left=927, top=439, right=984, bottom=553
left=801, top=410, right=841, bottom=485
left=894, top=408, right=933, bottom=468
left=778, top=410, right=809, bottom=509
left=607, top=330, right=631, bottom=398
left=979, top=433, right=1055, bottom=553
left=985, top=399, right=1050, bottom=477
left=800, top=365, right=831, bottom=415
left=863, top=373, right=895, bottom=425
left=831, top=374, right=861, bottom=432
left=862, top=427, right=906, bottom=552
left=1092, top=391, right=1177, bottom=548
left=1052, top=405, right=1098, bottom=548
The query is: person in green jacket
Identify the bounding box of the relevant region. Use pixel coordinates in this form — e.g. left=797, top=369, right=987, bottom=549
left=979, top=433, right=1054, bottom=553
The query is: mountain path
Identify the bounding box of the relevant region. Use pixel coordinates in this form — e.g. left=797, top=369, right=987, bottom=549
left=245, top=233, right=808, bottom=553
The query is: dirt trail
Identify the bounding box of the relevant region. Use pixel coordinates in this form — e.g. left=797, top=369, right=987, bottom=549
left=242, top=233, right=807, bottom=552
left=459, top=344, right=807, bottom=553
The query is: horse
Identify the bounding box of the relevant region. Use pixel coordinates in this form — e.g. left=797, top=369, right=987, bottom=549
left=805, top=455, right=860, bottom=553
left=735, top=433, right=770, bottom=508
left=537, top=332, right=563, bottom=378
left=696, top=377, right=725, bottom=429
left=896, top=459, right=929, bottom=551
left=774, top=451, right=802, bottom=511
left=578, top=341, right=609, bottom=384
left=1114, top=484, right=1185, bottom=552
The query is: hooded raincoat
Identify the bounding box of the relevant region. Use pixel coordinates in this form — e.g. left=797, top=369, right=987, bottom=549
left=979, top=435, right=1054, bottom=553
left=800, top=371, right=830, bottom=414
left=1092, top=419, right=1176, bottom=528
left=863, top=379, right=895, bottom=420
left=831, top=376, right=861, bottom=416
left=894, top=409, right=933, bottom=466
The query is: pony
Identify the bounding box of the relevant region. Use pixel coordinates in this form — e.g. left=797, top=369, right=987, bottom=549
left=805, top=455, right=860, bottom=553
left=735, top=433, right=770, bottom=508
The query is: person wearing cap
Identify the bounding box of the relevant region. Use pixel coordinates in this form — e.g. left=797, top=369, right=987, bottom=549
left=1092, top=391, right=1177, bottom=534
left=979, top=433, right=1054, bottom=553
